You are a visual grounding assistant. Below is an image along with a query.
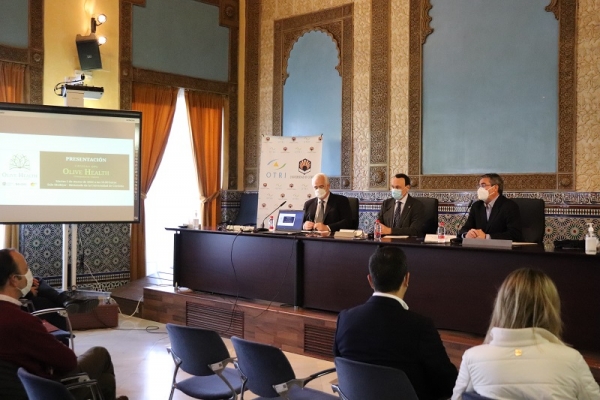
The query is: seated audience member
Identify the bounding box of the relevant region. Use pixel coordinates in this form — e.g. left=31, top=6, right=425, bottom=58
left=302, top=172, right=353, bottom=233
left=452, top=268, right=600, bottom=400
left=334, top=247, right=457, bottom=400
left=23, top=277, right=98, bottom=331
left=458, top=173, right=522, bottom=241
left=0, top=248, right=127, bottom=400
left=376, top=173, right=425, bottom=237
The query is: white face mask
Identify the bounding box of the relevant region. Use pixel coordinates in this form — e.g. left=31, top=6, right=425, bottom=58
left=17, top=269, right=33, bottom=296
left=315, top=188, right=327, bottom=199
left=477, top=187, right=489, bottom=202
left=391, top=189, right=403, bottom=200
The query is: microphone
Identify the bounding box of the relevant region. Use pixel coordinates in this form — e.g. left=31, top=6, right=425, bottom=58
left=254, top=201, right=287, bottom=233
left=451, top=200, right=473, bottom=244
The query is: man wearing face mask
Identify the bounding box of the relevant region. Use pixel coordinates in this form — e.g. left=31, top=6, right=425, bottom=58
left=302, top=172, right=353, bottom=233
left=0, top=248, right=128, bottom=400
left=376, top=173, right=425, bottom=237
left=458, top=173, right=522, bottom=241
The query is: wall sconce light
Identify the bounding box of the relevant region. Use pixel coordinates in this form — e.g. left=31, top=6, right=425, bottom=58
left=91, top=14, right=107, bottom=45
left=91, top=14, right=106, bottom=33
left=75, top=13, right=107, bottom=70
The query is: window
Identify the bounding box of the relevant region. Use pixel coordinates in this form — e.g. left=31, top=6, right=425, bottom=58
left=145, top=89, right=200, bottom=276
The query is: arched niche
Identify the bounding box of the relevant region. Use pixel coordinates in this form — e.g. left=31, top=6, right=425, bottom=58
left=266, top=4, right=353, bottom=190
left=283, top=29, right=342, bottom=177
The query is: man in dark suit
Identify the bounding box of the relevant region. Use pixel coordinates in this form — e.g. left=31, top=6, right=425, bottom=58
left=458, top=173, right=522, bottom=241
left=377, top=173, right=425, bottom=237
left=302, top=173, right=352, bottom=233
left=334, top=246, right=457, bottom=400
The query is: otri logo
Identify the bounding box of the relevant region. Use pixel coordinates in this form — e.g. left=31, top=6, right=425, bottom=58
left=266, top=159, right=286, bottom=170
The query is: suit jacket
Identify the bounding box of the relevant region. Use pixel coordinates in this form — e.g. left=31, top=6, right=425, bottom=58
left=302, top=193, right=352, bottom=232
left=334, top=296, right=458, bottom=400
left=376, top=195, right=425, bottom=237
left=458, top=195, right=522, bottom=241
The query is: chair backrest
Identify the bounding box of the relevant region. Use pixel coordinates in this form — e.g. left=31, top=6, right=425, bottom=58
left=347, top=197, right=359, bottom=230
left=17, top=368, right=76, bottom=400
left=233, top=193, right=259, bottom=225
left=511, top=198, right=545, bottom=244
left=166, top=323, right=232, bottom=376
left=417, top=197, right=439, bottom=235
left=462, top=391, right=495, bottom=400
left=231, top=336, right=296, bottom=398
left=334, top=357, right=418, bottom=400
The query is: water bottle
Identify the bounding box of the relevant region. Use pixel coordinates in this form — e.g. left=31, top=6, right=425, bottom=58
left=192, top=211, right=200, bottom=229
left=585, top=223, right=597, bottom=255
left=269, top=215, right=275, bottom=232
left=374, top=219, right=382, bottom=241
left=437, top=222, right=446, bottom=243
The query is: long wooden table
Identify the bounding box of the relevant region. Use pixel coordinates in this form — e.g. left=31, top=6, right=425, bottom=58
left=169, top=228, right=600, bottom=354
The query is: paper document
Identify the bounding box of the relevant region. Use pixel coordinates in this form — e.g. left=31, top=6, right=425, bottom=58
left=384, top=235, right=409, bottom=239
left=424, top=234, right=457, bottom=243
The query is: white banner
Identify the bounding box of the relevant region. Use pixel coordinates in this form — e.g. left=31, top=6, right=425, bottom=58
left=256, top=135, right=323, bottom=227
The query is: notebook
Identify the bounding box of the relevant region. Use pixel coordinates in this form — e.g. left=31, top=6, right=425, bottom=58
left=270, top=210, right=305, bottom=234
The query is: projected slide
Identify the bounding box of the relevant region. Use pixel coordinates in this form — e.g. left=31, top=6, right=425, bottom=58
left=0, top=103, right=141, bottom=223
left=0, top=133, right=133, bottom=206
left=40, top=152, right=130, bottom=190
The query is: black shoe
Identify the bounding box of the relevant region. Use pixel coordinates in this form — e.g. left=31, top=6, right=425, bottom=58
left=64, top=298, right=99, bottom=314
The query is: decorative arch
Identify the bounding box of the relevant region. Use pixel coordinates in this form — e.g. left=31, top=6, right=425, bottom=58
left=281, top=28, right=342, bottom=85
left=269, top=5, right=354, bottom=189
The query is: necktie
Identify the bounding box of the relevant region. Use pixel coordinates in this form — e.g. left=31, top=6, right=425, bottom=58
left=393, top=200, right=402, bottom=228
left=316, top=200, right=325, bottom=223
left=486, top=203, right=492, bottom=221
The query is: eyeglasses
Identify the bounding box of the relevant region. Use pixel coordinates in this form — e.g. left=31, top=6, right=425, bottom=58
left=313, top=185, right=326, bottom=190
left=478, top=183, right=493, bottom=188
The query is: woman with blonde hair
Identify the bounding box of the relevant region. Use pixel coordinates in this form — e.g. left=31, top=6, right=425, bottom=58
left=452, top=268, right=600, bottom=399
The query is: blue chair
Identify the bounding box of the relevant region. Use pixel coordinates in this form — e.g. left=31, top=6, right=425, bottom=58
left=347, top=197, right=359, bottom=230
left=332, top=357, right=418, bottom=400
left=512, top=197, right=545, bottom=244
left=417, top=197, right=439, bottom=235
left=17, top=367, right=103, bottom=400
left=231, top=336, right=337, bottom=399
left=166, top=323, right=244, bottom=400
left=234, top=193, right=258, bottom=226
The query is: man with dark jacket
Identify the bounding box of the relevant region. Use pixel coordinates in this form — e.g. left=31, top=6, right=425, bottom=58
left=334, top=246, right=457, bottom=400
left=458, top=173, right=522, bottom=241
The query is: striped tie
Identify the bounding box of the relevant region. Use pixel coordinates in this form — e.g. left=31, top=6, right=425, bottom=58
left=315, top=200, right=325, bottom=223
left=393, top=200, right=402, bottom=228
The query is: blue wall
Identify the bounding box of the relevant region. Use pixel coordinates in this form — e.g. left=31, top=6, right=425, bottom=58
left=283, top=30, right=342, bottom=176
left=0, top=0, right=28, bottom=48
left=422, top=0, right=558, bottom=174
left=133, top=0, right=229, bottom=82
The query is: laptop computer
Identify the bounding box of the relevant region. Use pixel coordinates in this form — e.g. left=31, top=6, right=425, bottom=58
left=267, top=210, right=304, bottom=234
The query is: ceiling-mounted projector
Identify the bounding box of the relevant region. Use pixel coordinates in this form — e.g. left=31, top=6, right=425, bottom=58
left=61, top=84, right=104, bottom=100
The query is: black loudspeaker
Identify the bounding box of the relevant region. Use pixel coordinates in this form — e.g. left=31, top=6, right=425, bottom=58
left=76, top=34, right=102, bottom=70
